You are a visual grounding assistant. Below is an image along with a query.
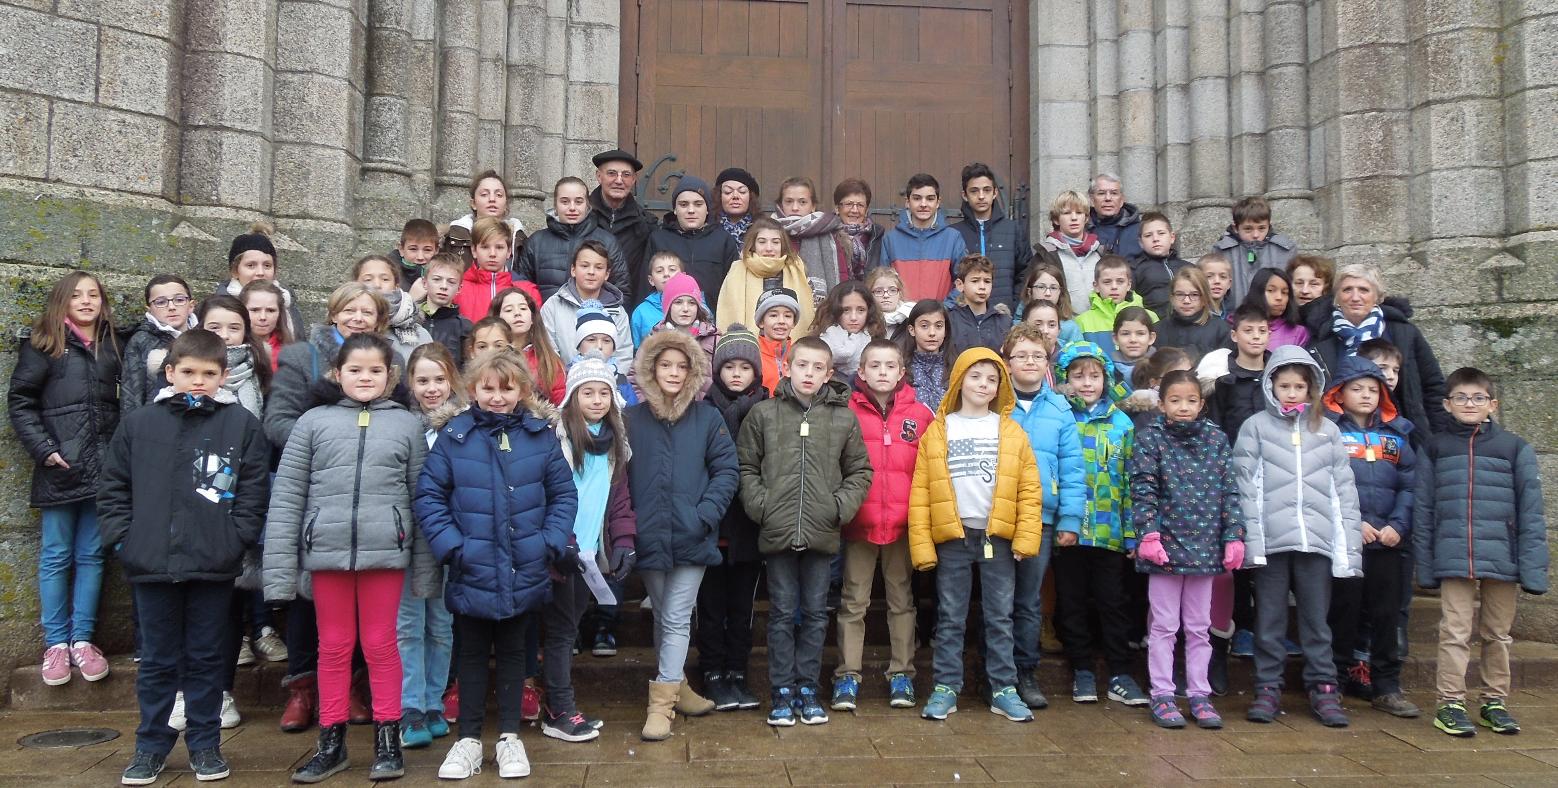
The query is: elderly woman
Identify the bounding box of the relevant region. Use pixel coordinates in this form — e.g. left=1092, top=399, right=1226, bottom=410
left=833, top=178, right=885, bottom=283
left=1304, top=263, right=1449, bottom=438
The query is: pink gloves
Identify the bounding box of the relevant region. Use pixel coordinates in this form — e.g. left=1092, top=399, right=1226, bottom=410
left=1223, top=540, right=1246, bottom=571
left=1138, top=533, right=1170, bottom=566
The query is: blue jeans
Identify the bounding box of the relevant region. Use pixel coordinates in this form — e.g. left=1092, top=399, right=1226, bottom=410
left=397, top=571, right=453, bottom=714
left=1012, top=527, right=1056, bottom=671
left=933, top=532, right=1018, bottom=693
left=39, top=501, right=103, bottom=646
left=765, top=550, right=831, bottom=690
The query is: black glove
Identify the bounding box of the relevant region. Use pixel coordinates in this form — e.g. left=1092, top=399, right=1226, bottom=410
left=553, top=542, right=583, bottom=575
left=609, top=547, right=636, bottom=581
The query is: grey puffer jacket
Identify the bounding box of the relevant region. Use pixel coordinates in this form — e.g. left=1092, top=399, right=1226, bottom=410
left=1232, top=345, right=1362, bottom=578
left=263, top=396, right=438, bottom=601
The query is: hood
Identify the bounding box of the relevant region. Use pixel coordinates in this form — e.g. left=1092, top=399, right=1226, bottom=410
left=1117, top=387, right=1159, bottom=415
left=893, top=208, right=950, bottom=236
left=775, top=377, right=850, bottom=409
left=1085, top=290, right=1149, bottom=321
left=633, top=329, right=709, bottom=423
left=558, top=280, right=627, bottom=309
left=1260, top=344, right=1325, bottom=415
left=938, top=346, right=1015, bottom=418
left=427, top=401, right=469, bottom=431
left=543, top=209, right=599, bottom=238
left=958, top=198, right=1007, bottom=225
left=152, top=387, right=238, bottom=407
left=1322, top=354, right=1405, bottom=428
left=1054, top=340, right=1117, bottom=385
left=1090, top=202, right=1141, bottom=227
left=1215, top=225, right=1295, bottom=251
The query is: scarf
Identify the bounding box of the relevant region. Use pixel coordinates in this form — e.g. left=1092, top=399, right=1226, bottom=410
left=223, top=345, right=264, bottom=418
left=742, top=253, right=789, bottom=279
left=772, top=210, right=840, bottom=239
left=839, top=222, right=874, bottom=281
left=64, top=320, right=95, bottom=350
left=719, top=213, right=753, bottom=244
left=384, top=288, right=428, bottom=351
left=1331, top=305, right=1386, bottom=355
left=1047, top=230, right=1100, bottom=257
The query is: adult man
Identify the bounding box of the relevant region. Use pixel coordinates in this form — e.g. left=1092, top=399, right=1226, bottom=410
left=1086, top=173, right=1143, bottom=261
left=589, top=149, right=656, bottom=302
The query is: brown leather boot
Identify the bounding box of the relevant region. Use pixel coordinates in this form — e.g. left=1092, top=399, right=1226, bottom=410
left=349, top=670, right=372, bottom=725
left=280, top=672, right=317, bottom=733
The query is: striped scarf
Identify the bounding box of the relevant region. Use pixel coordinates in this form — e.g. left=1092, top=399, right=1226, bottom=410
left=1331, top=306, right=1386, bottom=355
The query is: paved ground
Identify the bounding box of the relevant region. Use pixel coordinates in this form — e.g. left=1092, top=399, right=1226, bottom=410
left=7, top=686, right=1558, bottom=787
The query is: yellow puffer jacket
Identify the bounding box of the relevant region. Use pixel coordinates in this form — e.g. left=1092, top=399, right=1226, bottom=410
left=908, top=347, right=1043, bottom=569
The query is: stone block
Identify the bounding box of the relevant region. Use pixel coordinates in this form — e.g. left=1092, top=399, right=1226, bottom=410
left=1505, top=87, right=1558, bottom=164
left=436, top=112, right=478, bottom=178
left=1324, top=0, right=1409, bottom=51
left=0, top=8, right=98, bottom=103
left=48, top=104, right=176, bottom=197
left=407, top=105, right=435, bottom=172
left=408, top=0, right=437, bottom=39
left=1117, top=0, right=1152, bottom=27
left=1188, top=78, right=1229, bottom=138
left=275, top=2, right=357, bottom=78
left=184, top=0, right=273, bottom=57
left=1036, top=101, right=1091, bottom=157
left=1264, top=128, right=1309, bottom=189
left=97, top=28, right=178, bottom=119
left=1116, top=31, right=1154, bottom=91
left=1408, top=168, right=1505, bottom=239
left=476, top=119, right=504, bottom=172
left=1156, top=27, right=1189, bottom=86
left=1186, top=30, right=1226, bottom=81
left=405, top=41, right=438, bottom=105
left=1091, top=40, right=1117, bottom=95
left=439, top=51, right=480, bottom=114
left=1406, top=0, right=1501, bottom=38
left=477, top=59, right=506, bottom=120
left=1332, top=44, right=1408, bottom=113
left=1411, top=98, right=1504, bottom=171
left=1332, top=111, right=1410, bottom=180
left=57, top=0, right=175, bottom=38
left=1035, top=46, right=1092, bottom=104
left=1504, top=15, right=1558, bottom=92
left=178, top=128, right=271, bottom=210
left=442, top=0, right=480, bottom=42
left=1331, top=176, right=1410, bottom=244
left=1092, top=98, right=1119, bottom=154
left=506, top=9, right=546, bottom=68
left=1229, top=134, right=1264, bottom=196
left=1262, top=1, right=1308, bottom=65
left=367, top=30, right=414, bottom=97
left=1229, top=12, right=1264, bottom=72
left=1159, top=143, right=1190, bottom=203
left=503, top=124, right=543, bottom=196
left=367, top=0, right=413, bottom=31
left=0, top=92, right=50, bottom=179
left=504, top=68, right=550, bottom=130
left=1306, top=52, right=1337, bottom=123
left=565, top=82, right=616, bottom=142
left=1264, top=65, right=1309, bottom=129
left=1230, top=76, right=1266, bottom=134
left=362, top=95, right=410, bottom=165
left=1032, top=0, right=1087, bottom=46
left=567, top=0, right=617, bottom=27
left=1505, top=159, right=1558, bottom=235
left=1120, top=148, right=1156, bottom=206
left=479, top=0, right=508, bottom=57
left=1118, top=89, right=1155, bottom=147
left=1408, top=29, right=1502, bottom=106
left=272, top=72, right=354, bottom=147
left=565, top=24, right=618, bottom=85
left=182, top=52, right=271, bottom=133
left=1188, top=138, right=1231, bottom=196
left=271, top=144, right=352, bottom=221
left=1160, top=84, right=1189, bottom=144
left=1036, top=158, right=1093, bottom=207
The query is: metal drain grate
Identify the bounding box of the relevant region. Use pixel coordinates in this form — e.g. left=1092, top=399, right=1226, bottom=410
left=18, top=727, right=120, bottom=748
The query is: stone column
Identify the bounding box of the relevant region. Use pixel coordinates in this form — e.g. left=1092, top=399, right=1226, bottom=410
left=180, top=0, right=274, bottom=218
left=435, top=0, right=481, bottom=216
left=358, top=0, right=422, bottom=253
left=1090, top=0, right=1120, bottom=178
left=1228, top=0, right=1266, bottom=197
left=1029, top=0, right=1092, bottom=224
left=1262, top=0, right=1320, bottom=244
left=1182, top=0, right=1233, bottom=249
left=476, top=0, right=509, bottom=176
left=561, top=0, right=622, bottom=190
left=404, top=0, right=439, bottom=206
left=505, top=0, right=549, bottom=213
left=1155, top=0, right=1192, bottom=215
left=1116, top=0, right=1157, bottom=206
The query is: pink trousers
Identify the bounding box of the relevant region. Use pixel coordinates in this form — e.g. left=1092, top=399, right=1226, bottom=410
left=1147, top=574, right=1215, bottom=699
left=312, top=569, right=405, bottom=725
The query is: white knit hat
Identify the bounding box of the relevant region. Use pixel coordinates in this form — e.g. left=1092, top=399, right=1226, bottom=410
left=564, top=354, right=623, bottom=407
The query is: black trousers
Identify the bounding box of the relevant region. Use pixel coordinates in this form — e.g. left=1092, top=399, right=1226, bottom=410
left=134, top=581, right=233, bottom=755
left=1052, top=545, right=1134, bottom=676
left=542, top=576, right=590, bottom=713
left=1329, top=547, right=1408, bottom=695
left=1233, top=568, right=1255, bottom=632
left=455, top=612, right=530, bottom=739
left=695, top=554, right=762, bottom=674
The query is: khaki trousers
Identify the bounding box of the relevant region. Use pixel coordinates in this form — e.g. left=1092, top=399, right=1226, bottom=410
left=834, top=536, right=917, bottom=678
left=1436, top=577, right=1518, bottom=702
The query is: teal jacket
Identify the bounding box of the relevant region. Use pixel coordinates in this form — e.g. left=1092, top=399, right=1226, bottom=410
left=1056, top=341, right=1136, bottom=552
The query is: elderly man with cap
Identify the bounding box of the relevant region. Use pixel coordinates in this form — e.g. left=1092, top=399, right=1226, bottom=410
left=644, top=175, right=741, bottom=310
left=1085, top=173, right=1144, bottom=260
left=590, top=149, right=657, bottom=302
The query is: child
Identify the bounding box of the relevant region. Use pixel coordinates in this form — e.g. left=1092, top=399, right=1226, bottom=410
left=908, top=347, right=1042, bottom=722
left=543, top=357, right=638, bottom=742
left=489, top=287, right=568, bottom=404
left=516, top=176, right=629, bottom=301
left=834, top=339, right=934, bottom=711
left=468, top=316, right=514, bottom=356
left=1321, top=356, right=1420, bottom=718
left=696, top=327, right=770, bottom=711
left=100, top=329, right=271, bottom=785
left=632, top=251, right=683, bottom=347
left=397, top=343, right=463, bottom=749
left=1288, top=254, right=1334, bottom=309
left=738, top=337, right=873, bottom=726
left=652, top=272, right=720, bottom=365
left=1239, top=268, right=1308, bottom=349
left=240, top=280, right=293, bottom=370
left=1415, top=368, right=1548, bottom=737
left=394, top=218, right=441, bottom=292
left=1129, top=211, right=1191, bottom=318
left=866, top=267, right=914, bottom=337
left=1051, top=341, right=1145, bottom=706
left=1153, top=267, right=1226, bottom=358
left=772, top=176, right=846, bottom=303
left=754, top=287, right=803, bottom=394
left=1359, top=339, right=1402, bottom=393
left=1130, top=370, right=1243, bottom=730
left=1074, top=255, right=1155, bottom=354
left=1109, top=307, right=1157, bottom=389
left=449, top=169, right=528, bottom=255
left=1208, top=305, right=1272, bottom=443
left=896, top=299, right=954, bottom=412
left=1036, top=190, right=1103, bottom=314
left=455, top=216, right=538, bottom=323
left=1234, top=346, right=1361, bottom=727
left=221, top=223, right=306, bottom=338
left=7, top=271, right=120, bottom=686
left=1018, top=256, right=1077, bottom=324
left=644, top=175, right=741, bottom=307
left=717, top=217, right=815, bottom=332
left=1196, top=253, right=1234, bottom=318
left=810, top=280, right=885, bottom=381
left=946, top=255, right=1009, bottom=358
left=540, top=241, right=635, bottom=371
left=951, top=162, right=1031, bottom=312
left=354, top=254, right=433, bottom=361
left=574, top=323, right=641, bottom=407
left=422, top=253, right=471, bottom=368
left=1019, top=295, right=1082, bottom=359
left=123, top=274, right=197, bottom=417
left=265, top=333, right=439, bottom=781
left=415, top=349, right=577, bottom=779
left=1211, top=195, right=1298, bottom=307
left=879, top=173, right=969, bottom=303
left=1120, top=347, right=1193, bottom=432
left=626, top=330, right=740, bottom=741
left=1003, top=325, right=1085, bottom=710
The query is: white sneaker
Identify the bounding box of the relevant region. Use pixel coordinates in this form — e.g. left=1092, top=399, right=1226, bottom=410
left=496, top=733, right=530, bottom=778
left=235, top=637, right=256, bottom=666
left=220, top=691, right=241, bottom=729
left=167, top=691, right=187, bottom=731
left=438, top=737, right=484, bottom=780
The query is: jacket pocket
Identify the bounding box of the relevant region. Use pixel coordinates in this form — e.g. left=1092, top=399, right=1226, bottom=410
left=393, top=508, right=407, bottom=551
left=303, top=511, right=319, bottom=553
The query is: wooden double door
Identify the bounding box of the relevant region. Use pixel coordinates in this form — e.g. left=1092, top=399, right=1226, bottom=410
left=620, top=0, right=1029, bottom=216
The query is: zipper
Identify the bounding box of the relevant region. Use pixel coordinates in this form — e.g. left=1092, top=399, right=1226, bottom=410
left=349, top=406, right=369, bottom=571
left=794, top=401, right=812, bottom=550
left=1466, top=424, right=1480, bottom=577
left=304, top=511, right=319, bottom=551
left=393, top=508, right=406, bottom=550
left=1292, top=422, right=1309, bottom=552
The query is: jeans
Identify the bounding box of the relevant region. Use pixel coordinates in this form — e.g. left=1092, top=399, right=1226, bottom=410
left=765, top=550, right=831, bottom=689
left=696, top=552, right=762, bottom=674
left=1147, top=574, right=1215, bottom=698
left=1252, top=551, right=1336, bottom=688
left=641, top=566, right=705, bottom=683
left=1052, top=544, right=1133, bottom=675
left=932, top=532, right=1018, bottom=693
left=39, top=501, right=103, bottom=646
left=312, top=569, right=404, bottom=725
left=542, top=573, right=591, bottom=713
left=454, top=612, right=529, bottom=738
left=1012, top=527, right=1056, bottom=671
left=1328, top=547, right=1406, bottom=695
left=397, top=570, right=453, bottom=714
left=133, top=580, right=231, bottom=756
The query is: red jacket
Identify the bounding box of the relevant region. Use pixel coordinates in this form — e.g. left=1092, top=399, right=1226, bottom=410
left=844, top=380, right=934, bottom=545
left=454, top=267, right=541, bottom=323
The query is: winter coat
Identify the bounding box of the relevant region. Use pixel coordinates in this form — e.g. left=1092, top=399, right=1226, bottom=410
left=98, top=390, right=271, bottom=583
left=1130, top=415, right=1242, bottom=575
left=1304, top=295, right=1451, bottom=440
left=426, top=304, right=471, bottom=369
left=773, top=211, right=847, bottom=303
left=1153, top=310, right=1228, bottom=359
left=1088, top=203, right=1144, bottom=260
left=846, top=380, right=934, bottom=545
left=590, top=187, right=657, bottom=304
left=625, top=330, right=740, bottom=570
left=716, top=253, right=816, bottom=331
left=1208, top=353, right=1269, bottom=443
left=1211, top=226, right=1297, bottom=307
left=1009, top=384, right=1086, bottom=533
left=946, top=303, right=1010, bottom=359
left=908, top=350, right=949, bottom=412
left=1038, top=234, right=1103, bottom=315
left=1128, top=250, right=1190, bottom=319
left=1055, top=341, right=1136, bottom=551
left=952, top=200, right=1031, bottom=312
left=736, top=376, right=872, bottom=556
left=555, top=417, right=636, bottom=557
left=416, top=403, right=576, bottom=618
left=705, top=378, right=768, bottom=562
left=1322, top=355, right=1416, bottom=545
left=453, top=266, right=539, bottom=324
left=644, top=218, right=741, bottom=310
left=878, top=209, right=969, bottom=303
left=631, top=293, right=662, bottom=348
left=837, top=222, right=887, bottom=284
left=1231, top=345, right=1362, bottom=578
left=264, top=397, right=439, bottom=601
left=515, top=211, right=630, bottom=301
left=819, top=325, right=872, bottom=382
left=1073, top=291, right=1157, bottom=355
left=7, top=330, right=122, bottom=507
left=907, top=347, right=1043, bottom=569
left=265, top=325, right=343, bottom=450
left=538, top=281, right=634, bottom=370
left=758, top=335, right=789, bottom=395
left=1266, top=317, right=1309, bottom=350
left=1413, top=418, right=1548, bottom=594
left=120, top=316, right=183, bottom=417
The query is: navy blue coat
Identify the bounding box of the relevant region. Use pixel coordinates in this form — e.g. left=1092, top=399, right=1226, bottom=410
left=415, top=407, right=577, bottom=620
left=1323, top=356, right=1416, bottom=544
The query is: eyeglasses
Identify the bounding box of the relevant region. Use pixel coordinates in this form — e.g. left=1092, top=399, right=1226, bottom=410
left=1008, top=353, right=1048, bottom=364
left=1172, top=291, right=1201, bottom=300
left=870, top=286, right=900, bottom=296
left=839, top=201, right=868, bottom=210
left=1449, top=394, right=1492, bottom=406
left=150, top=295, right=192, bottom=308
left=1029, top=283, right=1061, bottom=293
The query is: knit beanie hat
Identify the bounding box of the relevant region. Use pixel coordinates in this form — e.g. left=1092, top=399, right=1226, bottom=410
left=564, top=355, right=619, bottom=406
left=754, top=287, right=802, bottom=325
left=672, top=175, right=711, bottom=205
left=713, top=323, right=762, bottom=373
left=574, top=300, right=617, bottom=350
left=715, top=167, right=760, bottom=198
left=228, top=231, right=276, bottom=263
left=660, top=272, right=710, bottom=322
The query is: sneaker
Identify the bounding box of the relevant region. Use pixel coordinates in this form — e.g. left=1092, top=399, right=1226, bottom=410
left=1309, top=683, right=1349, bottom=727
left=1434, top=700, right=1477, bottom=737
left=705, top=671, right=739, bottom=711
left=1016, top=672, right=1048, bottom=710
left=1071, top=670, right=1098, bottom=703
left=888, top=673, right=916, bottom=708
left=921, top=684, right=957, bottom=720
left=798, top=683, right=829, bottom=724
left=235, top=637, right=256, bottom=666
left=1283, top=638, right=1303, bottom=658
left=1188, top=695, right=1223, bottom=729
left=542, top=708, right=601, bottom=742
left=831, top=674, right=859, bottom=711
left=1247, top=685, right=1281, bottom=723
left=767, top=687, right=797, bottom=727
left=219, top=692, right=241, bottom=729
left=121, top=750, right=166, bottom=786
left=400, top=711, right=433, bottom=749
left=169, top=691, right=187, bottom=732
left=1107, top=674, right=1149, bottom=706
left=591, top=629, right=617, bottom=657
left=728, top=671, right=760, bottom=709
left=1370, top=692, right=1420, bottom=718
left=438, top=737, right=485, bottom=779
left=41, top=644, right=72, bottom=686
left=189, top=747, right=230, bottom=782
left=1479, top=699, right=1520, bottom=734
left=495, top=733, right=530, bottom=778
left=253, top=627, right=289, bottom=662
left=989, top=686, right=1032, bottom=722
left=1149, top=695, right=1186, bottom=728
left=68, top=641, right=109, bottom=682
left=520, top=680, right=541, bottom=721
left=426, top=710, right=451, bottom=738
left=1229, top=629, right=1255, bottom=658
left=1342, top=661, right=1374, bottom=700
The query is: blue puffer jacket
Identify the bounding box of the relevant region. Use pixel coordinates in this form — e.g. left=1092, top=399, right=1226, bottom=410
left=1009, top=384, right=1086, bottom=534
left=414, top=405, right=578, bottom=620
left=1323, top=356, right=1416, bottom=546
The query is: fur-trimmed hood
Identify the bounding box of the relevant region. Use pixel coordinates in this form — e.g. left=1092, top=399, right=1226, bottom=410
left=633, top=329, right=708, bottom=423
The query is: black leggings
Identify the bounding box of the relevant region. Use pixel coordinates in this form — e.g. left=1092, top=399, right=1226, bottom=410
left=455, top=613, right=530, bottom=739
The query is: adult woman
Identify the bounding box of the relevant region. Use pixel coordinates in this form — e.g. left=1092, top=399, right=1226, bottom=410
left=219, top=223, right=308, bottom=341
left=1304, top=264, right=1449, bottom=438
left=449, top=170, right=527, bottom=260
left=833, top=178, right=885, bottom=283
left=714, top=168, right=761, bottom=245
left=516, top=176, right=628, bottom=300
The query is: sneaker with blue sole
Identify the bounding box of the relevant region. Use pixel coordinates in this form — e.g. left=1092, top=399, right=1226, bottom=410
left=425, top=711, right=450, bottom=738
left=989, top=686, right=1033, bottom=722
left=888, top=673, right=916, bottom=708
left=1229, top=629, right=1255, bottom=658
left=1071, top=670, right=1099, bottom=703
left=831, top=674, right=859, bottom=711
left=921, top=684, right=957, bottom=720
left=400, top=711, right=433, bottom=749
left=1107, top=674, right=1150, bottom=706
left=768, top=687, right=797, bottom=727
left=798, top=683, right=829, bottom=725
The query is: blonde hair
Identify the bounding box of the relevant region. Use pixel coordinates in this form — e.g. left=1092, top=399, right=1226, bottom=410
left=471, top=216, right=511, bottom=248
left=1170, top=266, right=1214, bottom=326
left=326, top=282, right=390, bottom=334
left=1048, top=190, right=1089, bottom=226
left=464, top=348, right=545, bottom=414
left=864, top=266, right=904, bottom=293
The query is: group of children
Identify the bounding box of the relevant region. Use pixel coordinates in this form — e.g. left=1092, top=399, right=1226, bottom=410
left=5, top=163, right=1548, bottom=786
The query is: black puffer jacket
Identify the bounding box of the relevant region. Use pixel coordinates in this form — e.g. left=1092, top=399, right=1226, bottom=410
left=1128, top=251, right=1191, bottom=319
left=590, top=188, right=657, bottom=303
left=951, top=199, right=1032, bottom=312
left=704, top=378, right=768, bottom=562
left=7, top=331, right=122, bottom=507
left=644, top=216, right=741, bottom=311
left=1153, top=310, right=1229, bottom=359
left=514, top=212, right=629, bottom=301
left=1304, top=295, right=1450, bottom=442
left=120, top=317, right=181, bottom=417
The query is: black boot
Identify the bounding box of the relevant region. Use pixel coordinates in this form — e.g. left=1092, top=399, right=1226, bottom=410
left=1208, top=636, right=1230, bottom=697
left=292, top=723, right=348, bottom=783
left=369, top=721, right=405, bottom=781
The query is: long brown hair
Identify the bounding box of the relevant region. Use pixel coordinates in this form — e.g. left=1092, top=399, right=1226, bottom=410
left=488, top=287, right=563, bottom=393
left=808, top=280, right=886, bottom=338
left=31, top=271, right=117, bottom=358
left=239, top=279, right=296, bottom=345
left=740, top=217, right=797, bottom=259
left=197, top=294, right=274, bottom=395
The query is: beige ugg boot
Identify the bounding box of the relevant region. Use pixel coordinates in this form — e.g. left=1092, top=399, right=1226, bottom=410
left=675, top=678, right=716, bottom=716
left=641, top=680, right=679, bottom=741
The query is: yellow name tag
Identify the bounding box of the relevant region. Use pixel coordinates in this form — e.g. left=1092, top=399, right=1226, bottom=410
left=800, top=421, right=810, bottom=437
left=358, top=410, right=371, bottom=428
left=1365, top=447, right=1376, bottom=462
left=499, top=432, right=511, bottom=452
